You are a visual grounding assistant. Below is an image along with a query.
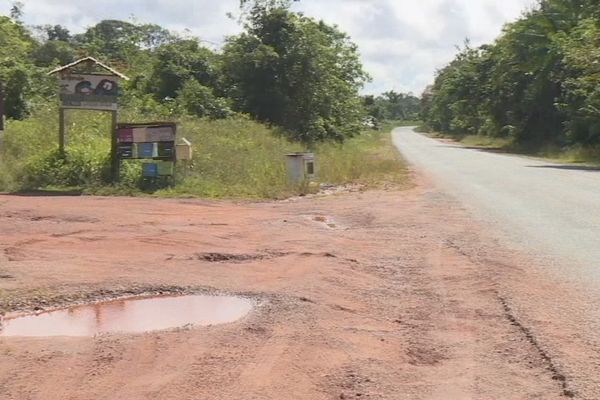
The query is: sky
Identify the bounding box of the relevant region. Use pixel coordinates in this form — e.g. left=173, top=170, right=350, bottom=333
left=0, top=0, right=537, bottom=95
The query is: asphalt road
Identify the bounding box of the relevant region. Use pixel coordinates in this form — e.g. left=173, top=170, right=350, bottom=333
left=392, top=127, right=600, bottom=283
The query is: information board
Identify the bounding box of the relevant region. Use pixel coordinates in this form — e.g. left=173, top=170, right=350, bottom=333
left=59, top=74, right=119, bottom=110
left=116, top=122, right=177, bottom=178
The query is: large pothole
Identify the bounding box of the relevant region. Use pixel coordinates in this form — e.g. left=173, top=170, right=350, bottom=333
left=0, top=294, right=253, bottom=337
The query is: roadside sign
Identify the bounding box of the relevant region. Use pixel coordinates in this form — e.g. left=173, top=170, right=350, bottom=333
left=117, top=122, right=178, bottom=179
left=58, top=73, right=119, bottom=111
left=49, top=57, right=129, bottom=182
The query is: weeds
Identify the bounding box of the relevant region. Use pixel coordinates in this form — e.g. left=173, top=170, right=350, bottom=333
left=459, top=135, right=513, bottom=149
left=317, top=128, right=409, bottom=189
left=0, top=107, right=410, bottom=198
left=420, top=127, right=600, bottom=165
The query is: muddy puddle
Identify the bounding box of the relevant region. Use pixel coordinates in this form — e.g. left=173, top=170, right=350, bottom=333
left=0, top=295, right=253, bottom=337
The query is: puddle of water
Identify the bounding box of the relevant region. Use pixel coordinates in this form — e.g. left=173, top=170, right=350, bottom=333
left=0, top=295, right=253, bottom=337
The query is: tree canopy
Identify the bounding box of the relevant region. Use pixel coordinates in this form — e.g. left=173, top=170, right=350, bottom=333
left=421, top=0, right=600, bottom=148
left=0, top=1, right=374, bottom=145
left=363, top=91, right=420, bottom=122
left=0, top=15, right=37, bottom=119
left=223, top=4, right=369, bottom=144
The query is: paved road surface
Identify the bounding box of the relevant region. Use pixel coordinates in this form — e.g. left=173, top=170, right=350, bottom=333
left=392, top=127, right=600, bottom=283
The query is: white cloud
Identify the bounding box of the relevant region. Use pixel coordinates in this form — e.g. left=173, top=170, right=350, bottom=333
left=1, top=0, right=536, bottom=94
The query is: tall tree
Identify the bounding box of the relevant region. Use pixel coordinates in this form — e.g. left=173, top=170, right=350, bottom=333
left=364, top=91, right=421, bottom=121
left=0, top=15, right=36, bottom=119
left=146, top=38, right=220, bottom=100
left=223, top=4, right=368, bottom=144
left=421, top=0, right=600, bottom=148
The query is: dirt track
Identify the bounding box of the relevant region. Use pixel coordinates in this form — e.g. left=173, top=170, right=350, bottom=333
left=0, top=178, right=599, bottom=399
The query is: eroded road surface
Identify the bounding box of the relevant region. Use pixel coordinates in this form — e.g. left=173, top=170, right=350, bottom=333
left=0, top=138, right=599, bottom=398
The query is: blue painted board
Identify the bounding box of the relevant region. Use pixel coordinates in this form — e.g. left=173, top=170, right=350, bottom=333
left=142, top=163, right=158, bottom=177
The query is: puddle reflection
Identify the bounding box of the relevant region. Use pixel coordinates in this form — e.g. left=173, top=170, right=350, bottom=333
left=0, top=295, right=253, bottom=337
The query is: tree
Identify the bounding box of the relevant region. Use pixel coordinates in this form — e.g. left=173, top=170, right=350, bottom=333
left=0, top=15, right=36, bottom=119
left=10, top=2, right=24, bottom=21
left=177, top=79, right=232, bottom=119
left=363, top=91, right=421, bottom=122
left=421, top=0, right=600, bottom=148
left=32, top=40, right=75, bottom=67
left=73, top=20, right=175, bottom=68
left=45, top=25, right=71, bottom=42
left=146, top=39, right=221, bottom=100
left=555, top=18, right=600, bottom=145
left=74, top=20, right=142, bottom=64
left=223, top=4, right=368, bottom=144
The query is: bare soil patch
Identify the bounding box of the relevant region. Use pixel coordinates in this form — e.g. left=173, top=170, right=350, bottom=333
left=0, top=181, right=598, bottom=399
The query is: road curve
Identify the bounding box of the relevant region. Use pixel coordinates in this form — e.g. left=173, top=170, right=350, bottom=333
left=392, top=127, right=600, bottom=283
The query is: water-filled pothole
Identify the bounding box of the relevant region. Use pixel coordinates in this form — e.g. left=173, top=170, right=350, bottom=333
left=0, top=295, right=253, bottom=337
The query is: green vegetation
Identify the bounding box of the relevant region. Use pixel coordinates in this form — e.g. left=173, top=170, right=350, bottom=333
left=223, top=2, right=369, bottom=144
left=317, top=129, right=409, bottom=189
left=364, top=91, right=420, bottom=126
left=380, top=120, right=421, bottom=132
left=152, top=116, right=303, bottom=199
left=0, top=0, right=368, bottom=145
left=456, top=135, right=513, bottom=150
left=420, top=0, right=600, bottom=160
left=0, top=1, right=411, bottom=198
left=0, top=107, right=406, bottom=198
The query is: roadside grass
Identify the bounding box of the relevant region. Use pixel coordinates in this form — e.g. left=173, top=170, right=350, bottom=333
left=153, top=116, right=305, bottom=199
left=459, top=135, right=513, bottom=149
left=534, top=145, right=600, bottom=165
left=459, top=134, right=600, bottom=165
left=0, top=109, right=411, bottom=198
left=317, top=127, right=410, bottom=189
left=417, top=128, right=600, bottom=165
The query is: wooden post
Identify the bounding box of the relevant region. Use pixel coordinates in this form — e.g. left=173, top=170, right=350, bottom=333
left=0, top=82, right=5, bottom=149
left=0, top=82, right=5, bottom=132
left=110, top=110, right=119, bottom=183
left=58, top=108, right=66, bottom=157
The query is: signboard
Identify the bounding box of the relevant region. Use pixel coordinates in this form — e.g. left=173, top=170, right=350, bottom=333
left=116, top=122, right=177, bottom=178
left=59, top=74, right=119, bottom=110
left=50, top=57, right=129, bottom=182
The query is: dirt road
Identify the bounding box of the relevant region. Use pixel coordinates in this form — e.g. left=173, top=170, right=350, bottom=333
left=0, top=179, right=599, bottom=399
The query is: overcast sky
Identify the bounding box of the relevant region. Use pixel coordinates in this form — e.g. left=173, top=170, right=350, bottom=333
left=1, top=0, right=537, bottom=95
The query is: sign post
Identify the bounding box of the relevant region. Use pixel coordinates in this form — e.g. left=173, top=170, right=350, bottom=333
left=49, top=57, right=129, bottom=181
left=0, top=82, right=5, bottom=148
left=58, top=108, right=65, bottom=156
left=111, top=111, right=119, bottom=182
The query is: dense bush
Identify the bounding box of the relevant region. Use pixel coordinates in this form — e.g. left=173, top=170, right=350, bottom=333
left=222, top=6, right=369, bottom=144
left=421, top=0, right=600, bottom=152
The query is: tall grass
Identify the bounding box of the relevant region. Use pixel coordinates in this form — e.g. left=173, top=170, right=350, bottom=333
left=0, top=106, right=409, bottom=198
left=156, top=116, right=305, bottom=199
left=459, top=135, right=513, bottom=149
left=0, top=105, right=112, bottom=191
left=421, top=127, right=600, bottom=165
left=317, top=129, right=409, bottom=189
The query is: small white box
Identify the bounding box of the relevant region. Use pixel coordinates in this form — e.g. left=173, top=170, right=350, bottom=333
left=176, top=138, right=193, bottom=160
